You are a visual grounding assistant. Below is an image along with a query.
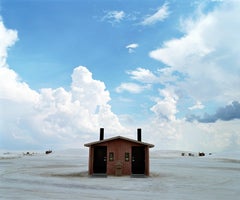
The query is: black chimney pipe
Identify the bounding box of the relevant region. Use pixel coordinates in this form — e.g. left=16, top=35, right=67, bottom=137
left=137, top=128, right=142, bottom=142
left=100, top=128, right=104, bottom=140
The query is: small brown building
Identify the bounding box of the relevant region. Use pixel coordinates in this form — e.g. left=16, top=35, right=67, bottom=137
left=84, top=128, right=154, bottom=177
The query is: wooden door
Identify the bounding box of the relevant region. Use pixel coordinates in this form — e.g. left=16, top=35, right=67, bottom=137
left=93, top=146, right=107, bottom=174
left=132, top=146, right=145, bottom=174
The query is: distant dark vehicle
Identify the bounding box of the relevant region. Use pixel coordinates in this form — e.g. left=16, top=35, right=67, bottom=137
left=188, top=153, right=194, bottom=156
left=198, top=152, right=205, bottom=156
left=45, top=150, right=52, bottom=154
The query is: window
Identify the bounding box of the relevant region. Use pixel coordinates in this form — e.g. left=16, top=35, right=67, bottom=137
left=109, top=152, right=114, bottom=161
left=125, top=152, right=130, bottom=161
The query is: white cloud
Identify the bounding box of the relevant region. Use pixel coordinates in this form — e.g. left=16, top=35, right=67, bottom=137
left=1, top=0, right=240, bottom=153
left=126, top=67, right=180, bottom=86
left=188, top=101, right=205, bottom=110
left=149, top=0, right=240, bottom=103
left=0, top=19, right=18, bottom=67
left=71, top=66, right=111, bottom=113
left=156, top=67, right=179, bottom=85
left=36, top=72, right=124, bottom=136
left=0, top=19, right=126, bottom=149
left=144, top=1, right=240, bottom=152
left=0, top=18, right=126, bottom=150
left=0, top=19, right=39, bottom=104
left=141, top=3, right=169, bottom=26
left=0, top=65, right=126, bottom=149
left=0, top=67, right=39, bottom=103
left=102, top=10, right=125, bottom=24
left=143, top=118, right=240, bottom=152
left=150, top=88, right=178, bottom=121
left=126, top=43, right=139, bottom=53
left=127, top=67, right=158, bottom=83
left=126, top=43, right=138, bottom=49
left=116, top=82, right=151, bottom=94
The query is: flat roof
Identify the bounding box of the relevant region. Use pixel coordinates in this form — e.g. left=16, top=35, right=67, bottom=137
left=84, top=136, right=154, bottom=148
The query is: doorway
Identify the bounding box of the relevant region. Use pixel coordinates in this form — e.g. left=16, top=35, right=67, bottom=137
left=93, top=146, right=107, bottom=174
left=132, top=146, right=145, bottom=174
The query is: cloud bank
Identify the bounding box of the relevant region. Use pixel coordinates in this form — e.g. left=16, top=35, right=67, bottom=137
left=0, top=65, right=125, bottom=149
left=149, top=0, right=240, bottom=103
left=118, top=1, right=240, bottom=152
left=187, top=101, right=240, bottom=123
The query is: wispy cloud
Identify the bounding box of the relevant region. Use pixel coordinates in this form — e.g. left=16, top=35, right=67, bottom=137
left=101, top=4, right=169, bottom=26
left=141, top=3, right=169, bottom=26
left=188, top=101, right=204, bottom=110
left=102, top=10, right=125, bottom=24
left=127, top=67, right=158, bottom=83
left=116, top=82, right=151, bottom=94
left=126, top=43, right=139, bottom=53
left=126, top=43, right=138, bottom=49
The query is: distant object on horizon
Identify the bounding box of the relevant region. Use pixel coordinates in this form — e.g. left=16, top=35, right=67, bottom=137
left=45, top=150, right=52, bottom=154
left=84, top=128, right=154, bottom=177
left=199, top=152, right=205, bottom=156
left=181, top=152, right=207, bottom=157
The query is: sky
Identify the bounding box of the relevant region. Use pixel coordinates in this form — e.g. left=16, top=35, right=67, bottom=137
left=0, top=0, right=240, bottom=152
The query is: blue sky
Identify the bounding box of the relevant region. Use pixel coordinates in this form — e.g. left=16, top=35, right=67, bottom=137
left=0, top=0, right=240, bottom=151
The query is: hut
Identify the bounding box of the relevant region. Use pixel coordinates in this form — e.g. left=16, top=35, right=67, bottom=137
left=84, top=128, right=154, bottom=177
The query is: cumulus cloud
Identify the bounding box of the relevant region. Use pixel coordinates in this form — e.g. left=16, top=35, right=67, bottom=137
left=141, top=3, right=169, bottom=26
left=116, top=82, right=151, bottom=94
left=126, top=43, right=139, bottom=53
left=0, top=67, right=39, bottom=103
left=0, top=18, right=39, bottom=105
left=0, top=65, right=126, bottom=150
left=149, top=0, right=240, bottom=102
left=0, top=19, right=18, bottom=67
left=0, top=19, right=125, bottom=149
left=144, top=1, right=240, bottom=151
left=0, top=17, right=128, bottom=150
left=187, top=101, right=240, bottom=123
left=71, top=66, right=111, bottom=113
left=102, top=10, right=125, bottom=24
left=150, top=88, right=178, bottom=121
left=1, top=0, right=240, bottom=153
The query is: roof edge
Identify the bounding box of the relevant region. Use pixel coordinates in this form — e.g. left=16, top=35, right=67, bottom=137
left=84, top=136, right=154, bottom=148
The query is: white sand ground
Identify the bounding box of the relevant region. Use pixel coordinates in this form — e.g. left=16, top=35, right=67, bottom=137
left=0, top=149, right=239, bottom=200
